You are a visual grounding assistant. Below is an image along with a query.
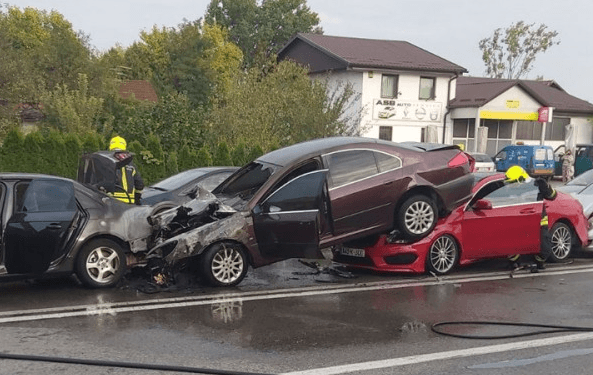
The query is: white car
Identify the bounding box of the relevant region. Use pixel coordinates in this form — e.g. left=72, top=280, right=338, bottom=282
left=556, top=169, right=593, bottom=248
left=470, top=152, right=496, bottom=172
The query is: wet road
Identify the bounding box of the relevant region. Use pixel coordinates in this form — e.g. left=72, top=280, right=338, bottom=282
left=2, top=249, right=593, bottom=375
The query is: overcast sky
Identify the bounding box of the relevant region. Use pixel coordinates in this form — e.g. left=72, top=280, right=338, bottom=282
left=8, top=0, right=593, bottom=103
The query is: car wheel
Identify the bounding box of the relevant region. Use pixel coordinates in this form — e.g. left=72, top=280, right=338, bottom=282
left=427, top=235, right=459, bottom=275
left=200, top=242, right=248, bottom=287
left=548, top=222, right=573, bottom=262
left=76, top=239, right=126, bottom=288
left=398, top=195, right=438, bottom=240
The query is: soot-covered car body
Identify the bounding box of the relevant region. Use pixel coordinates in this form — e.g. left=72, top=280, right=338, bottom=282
left=0, top=173, right=162, bottom=288
left=334, top=175, right=590, bottom=275
left=145, top=137, right=475, bottom=287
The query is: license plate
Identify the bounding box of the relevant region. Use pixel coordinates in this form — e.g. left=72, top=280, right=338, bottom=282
left=340, top=247, right=365, bottom=257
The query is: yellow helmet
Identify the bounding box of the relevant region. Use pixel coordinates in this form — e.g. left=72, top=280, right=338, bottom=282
left=109, top=136, right=127, bottom=151
left=505, top=165, right=529, bottom=182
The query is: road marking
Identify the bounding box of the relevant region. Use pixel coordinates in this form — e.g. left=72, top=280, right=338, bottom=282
left=279, top=333, right=593, bottom=375
left=0, top=265, right=592, bottom=324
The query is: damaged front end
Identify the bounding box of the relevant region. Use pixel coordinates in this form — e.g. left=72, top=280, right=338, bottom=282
left=142, top=188, right=254, bottom=285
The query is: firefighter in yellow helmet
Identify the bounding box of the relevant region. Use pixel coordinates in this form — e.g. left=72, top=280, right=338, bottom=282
left=504, top=165, right=557, bottom=272
left=108, top=136, right=144, bottom=204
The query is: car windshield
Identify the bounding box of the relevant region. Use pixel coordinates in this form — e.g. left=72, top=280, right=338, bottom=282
left=567, top=169, right=593, bottom=187
left=472, top=153, right=493, bottom=163
left=151, top=170, right=208, bottom=191
left=213, top=161, right=279, bottom=200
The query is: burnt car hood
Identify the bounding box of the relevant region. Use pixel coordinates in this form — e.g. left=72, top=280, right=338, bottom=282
left=145, top=187, right=250, bottom=263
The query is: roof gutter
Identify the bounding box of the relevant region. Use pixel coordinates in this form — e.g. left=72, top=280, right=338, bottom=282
left=442, top=73, right=459, bottom=144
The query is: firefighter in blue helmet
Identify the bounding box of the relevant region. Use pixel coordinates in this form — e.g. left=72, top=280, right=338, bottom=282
left=505, top=166, right=556, bottom=272
left=109, top=136, right=144, bottom=204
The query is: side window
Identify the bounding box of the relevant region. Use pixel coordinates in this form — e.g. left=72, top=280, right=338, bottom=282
left=14, top=182, right=30, bottom=213
left=263, top=171, right=326, bottom=212
left=374, top=151, right=401, bottom=172
left=18, top=179, right=76, bottom=213
left=484, top=182, right=539, bottom=208
left=327, top=150, right=379, bottom=188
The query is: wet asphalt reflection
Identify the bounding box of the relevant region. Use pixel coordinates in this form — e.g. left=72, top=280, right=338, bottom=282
left=1, top=246, right=593, bottom=374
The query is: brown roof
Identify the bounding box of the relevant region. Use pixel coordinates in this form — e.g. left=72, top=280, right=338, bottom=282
left=278, top=33, right=467, bottom=74
left=450, top=76, right=593, bottom=115
left=119, top=80, right=158, bottom=102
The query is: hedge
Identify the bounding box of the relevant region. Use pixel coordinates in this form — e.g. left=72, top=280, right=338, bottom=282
left=0, top=129, right=264, bottom=185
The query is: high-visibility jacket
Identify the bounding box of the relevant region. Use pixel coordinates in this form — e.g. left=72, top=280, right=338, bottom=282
left=112, top=163, right=144, bottom=204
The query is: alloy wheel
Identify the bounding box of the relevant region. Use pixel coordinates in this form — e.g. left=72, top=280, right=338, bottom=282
left=429, top=235, right=457, bottom=274
left=86, top=246, right=121, bottom=285
left=404, top=201, right=435, bottom=235
left=551, top=225, right=572, bottom=260
left=211, top=244, right=245, bottom=285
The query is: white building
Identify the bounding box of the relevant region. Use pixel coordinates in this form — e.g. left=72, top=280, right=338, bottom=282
left=278, top=33, right=467, bottom=143
left=278, top=33, right=593, bottom=153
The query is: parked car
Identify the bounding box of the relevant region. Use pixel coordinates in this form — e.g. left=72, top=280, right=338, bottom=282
left=0, top=173, right=165, bottom=288
left=333, top=174, right=590, bottom=275
left=494, top=144, right=555, bottom=178
left=145, top=137, right=476, bottom=287
left=554, top=144, right=593, bottom=178
left=470, top=152, right=496, bottom=173
left=141, top=167, right=239, bottom=205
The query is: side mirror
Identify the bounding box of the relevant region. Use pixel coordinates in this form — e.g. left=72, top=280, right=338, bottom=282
left=473, top=199, right=492, bottom=210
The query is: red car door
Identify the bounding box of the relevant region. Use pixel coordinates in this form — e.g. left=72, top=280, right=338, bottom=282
left=461, top=180, right=542, bottom=258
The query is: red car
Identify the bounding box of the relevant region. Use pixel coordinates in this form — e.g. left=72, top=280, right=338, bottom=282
left=334, top=175, right=590, bottom=275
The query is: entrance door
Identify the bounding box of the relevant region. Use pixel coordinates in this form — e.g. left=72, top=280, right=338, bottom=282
left=4, top=179, right=78, bottom=274
left=253, top=170, right=328, bottom=259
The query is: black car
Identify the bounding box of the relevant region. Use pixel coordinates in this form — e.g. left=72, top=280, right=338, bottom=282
left=141, top=167, right=239, bottom=205
left=0, top=173, right=162, bottom=288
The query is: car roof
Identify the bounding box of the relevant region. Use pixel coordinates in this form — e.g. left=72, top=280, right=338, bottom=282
left=256, top=137, right=427, bottom=167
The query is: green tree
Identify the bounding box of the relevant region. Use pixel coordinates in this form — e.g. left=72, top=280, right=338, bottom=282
left=41, top=74, right=104, bottom=134
left=196, top=145, right=213, bottom=167
left=479, top=21, right=560, bottom=79
left=213, top=141, right=232, bottom=166
left=205, top=0, right=321, bottom=68
left=208, top=60, right=360, bottom=151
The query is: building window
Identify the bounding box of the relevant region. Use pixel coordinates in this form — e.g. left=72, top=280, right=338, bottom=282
left=379, top=126, right=393, bottom=141
left=452, top=119, right=475, bottom=151
left=381, top=74, right=399, bottom=98
left=545, top=117, right=569, bottom=141
left=419, top=77, right=436, bottom=100
left=515, top=121, right=542, bottom=141
left=482, top=119, right=513, bottom=156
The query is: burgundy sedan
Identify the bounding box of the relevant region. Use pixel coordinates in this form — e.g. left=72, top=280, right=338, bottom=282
left=147, top=137, right=475, bottom=286
left=334, top=175, right=590, bottom=275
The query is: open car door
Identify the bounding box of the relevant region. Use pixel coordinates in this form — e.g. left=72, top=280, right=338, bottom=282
left=4, top=179, right=79, bottom=274
left=252, top=170, right=328, bottom=259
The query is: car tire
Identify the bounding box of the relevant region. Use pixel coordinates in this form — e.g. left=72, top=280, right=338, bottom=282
left=548, top=222, right=573, bottom=262
left=76, top=239, right=126, bottom=288
left=149, top=201, right=177, bottom=216
left=200, top=242, right=248, bottom=287
left=398, top=195, right=438, bottom=240
left=426, top=235, right=459, bottom=275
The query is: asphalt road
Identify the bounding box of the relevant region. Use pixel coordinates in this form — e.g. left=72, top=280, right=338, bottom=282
left=2, top=250, right=593, bottom=375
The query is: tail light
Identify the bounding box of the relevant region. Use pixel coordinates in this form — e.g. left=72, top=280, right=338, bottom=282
left=449, top=152, right=475, bottom=172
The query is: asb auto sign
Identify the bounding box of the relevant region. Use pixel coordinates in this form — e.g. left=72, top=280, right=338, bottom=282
left=373, top=99, right=443, bottom=122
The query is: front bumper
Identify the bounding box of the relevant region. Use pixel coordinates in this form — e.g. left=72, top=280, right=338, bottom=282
left=333, top=235, right=427, bottom=274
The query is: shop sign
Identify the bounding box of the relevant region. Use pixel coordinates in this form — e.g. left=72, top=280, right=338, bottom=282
left=506, top=100, right=520, bottom=109
left=538, top=106, right=550, bottom=123
left=373, top=99, right=442, bottom=122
